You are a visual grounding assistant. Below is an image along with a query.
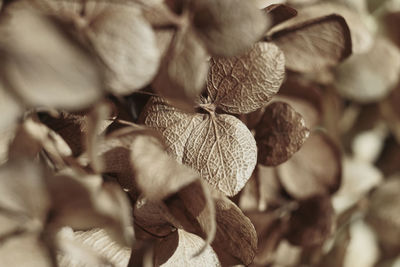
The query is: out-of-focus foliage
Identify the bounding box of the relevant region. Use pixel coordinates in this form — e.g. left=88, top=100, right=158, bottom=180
left=0, top=0, right=399, bottom=266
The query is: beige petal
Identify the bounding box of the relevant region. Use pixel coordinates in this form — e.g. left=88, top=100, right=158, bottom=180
left=255, top=102, right=309, bottom=166
left=57, top=228, right=131, bottom=267
left=343, top=220, right=379, bottom=267
left=276, top=132, right=342, bottom=200
left=154, top=229, right=220, bottom=267
left=182, top=114, right=257, bottom=196
left=207, top=42, right=285, bottom=114
left=0, top=160, right=50, bottom=225
left=269, top=14, right=352, bottom=73
left=0, top=233, right=52, bottom=267
left=0, top=83, right=22, bottom=131
left=99, top=125, right=163, bottom=190
left=285, top=3, right=374, bottom=54
left=152, top=30, right=208, bottom=111
left=333, top=157, right=383, bottom=214
left=335, top=38, right=400, bottom=103
left=0, top=9, right=103, bottom=110
left=84, top=2, right=160, bottom=95
left=130, top=134, right=199, bottom=201
left=191, top=0, right=270, bottom=56
left=142, top=98, right=257, bottom=196
left=9, top=117, right=72, bottom=166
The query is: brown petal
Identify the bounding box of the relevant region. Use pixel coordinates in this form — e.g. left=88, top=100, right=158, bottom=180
left=0, top=9, right=103, bottom=110
left=275, top=73, right=323, bottom=128
left=246, top=211, right=289, bottom=265
left=335, top=38, right=400, bottom=103
left=276, top=132, right=342, bottom=200
left=285, top=196, right=335, bottom=247
left=191, top=0, right=270, bottom=56
left=382, top=11, right=400, bottom=48
left=268, top=14, right=352, bottom=73
left=47, top=174, right=133, bottom=246
left=367, top=176, right=400, bottom=248
left=154, top=230, right=220, bottom=267
left=99, top=125, right=163, bottom=190
left=264, top=4, right=298, bottom=27
left=380, top=83, right=400, bottom=143
left=255, top=101, right=310, bottom=166
left=162, top=180, right=216, bottom=253
left=207, top=42, right=285, bottom=114
left=240, top=165, right=286, bottom=212
left=152, top=30, right=208, bottom=111
left=134, top=197, right=175, bottom=237
left=211, top=192, right=258, bottom=266
left=84, top=2, right=160, bottom=95
left=40, top=112, right=87, bottom=157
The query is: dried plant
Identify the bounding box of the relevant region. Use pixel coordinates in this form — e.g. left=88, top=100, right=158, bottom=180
left=0, top=0, right=400, bottom=266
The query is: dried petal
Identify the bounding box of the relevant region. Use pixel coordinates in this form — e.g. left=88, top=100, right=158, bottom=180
left=290, top=3, right=374, bottom=54
left=191, top=0, right=270, bottom=56
left=142, top=97, right=257, bottom=196
left=40, top=112, right=86, bottom=157
left=246, top=211, right=288, bottom=265
left=84, top=2, right=160, bottom=94
left=335, top=38, right=400, bottom=103
left=285, top=196, right=334, bottom=247
left=255, top=102, right=310, bottom=166
left=240, top=165, right=286, bottom=212
left=333, top=157, right=382, bottom=214
left=207, top=42, right=285, bottom=114
left=134, top=198, right=175, bottom=237
left=274, top=74, right=323, bottom=128
left=99, top=126, right=163, bottom=190
left=0, top=9, right=103, bottom=110
left=343, top=220, right=379, bottom=267
left=0, top=233, right=52, bottom=267
left=265, top=4, right=298, bottom=26
left=367, top=176, right=400, bottom=248
left=57, top=228, right=131, bottom=267
left=48, top=174, right=133, bottom=246
left=0, top=160, right=50, bottom=224
left=0, top=83, right=22, bottom=131
left=152, top=31, right=208, bottom=110
left=212, top=192, right=257, bottom=266
left=276, top=132, right=342, bottom=200
left=154, top=230, right=220, bottom=267
left=268, top=14, right=352, bottom=73
left=162, top=180, right=216, bottom=253
left=130, top=134, right=199, bottom=201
